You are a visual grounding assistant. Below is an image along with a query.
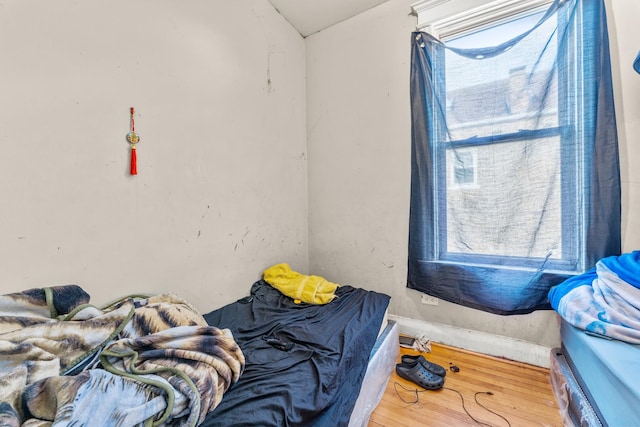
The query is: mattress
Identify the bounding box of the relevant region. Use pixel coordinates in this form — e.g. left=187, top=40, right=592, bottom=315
left=551, top=318, right=640, bottom=426
left=201, top=280, right=392, bottom=427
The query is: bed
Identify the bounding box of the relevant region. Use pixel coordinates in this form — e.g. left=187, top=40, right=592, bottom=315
left=201, top=279, right=396, bottom=427
left=548, top=251, right=640, bottom=427
left=0, top=272, right=396, bottom=426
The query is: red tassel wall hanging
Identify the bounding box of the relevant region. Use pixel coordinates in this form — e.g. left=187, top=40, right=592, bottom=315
left=126, top=107, right=140, bottom=175
left=130, top=144, right=137, bottom=175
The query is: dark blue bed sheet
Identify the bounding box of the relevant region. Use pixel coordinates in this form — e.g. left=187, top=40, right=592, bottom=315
left=561, top=319, right=640, bottom=426
left=201, top=280, right=390, bottom=427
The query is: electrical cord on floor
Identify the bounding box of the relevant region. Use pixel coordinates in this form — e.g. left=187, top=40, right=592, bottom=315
left=443, top=387, right=492, bottom=427
left=393, top=381, right=424, bottom=404
left=392, top=382, right=511, bottom=427
left=473, top=391, right=511, bottom=427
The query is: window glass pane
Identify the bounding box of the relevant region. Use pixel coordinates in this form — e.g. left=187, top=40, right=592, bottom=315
left=443, top=11, right=558, bottom=142
left=445, top=136, right=562, bottom=258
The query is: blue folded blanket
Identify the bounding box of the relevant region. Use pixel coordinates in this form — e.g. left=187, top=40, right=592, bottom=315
left=635, top=51, right=640, bottom=74
left=548, top=251, right=640, bottom=343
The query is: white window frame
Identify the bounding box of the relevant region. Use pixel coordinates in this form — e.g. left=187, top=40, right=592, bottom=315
left=411, top=0, right=554, bottom=41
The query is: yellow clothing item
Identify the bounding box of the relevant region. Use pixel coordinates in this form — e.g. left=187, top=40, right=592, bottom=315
left=262, top=263, right=339, bottom=305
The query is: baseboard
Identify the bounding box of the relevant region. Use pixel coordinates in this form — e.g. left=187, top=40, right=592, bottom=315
left=388, top=314, right=551, bottom=368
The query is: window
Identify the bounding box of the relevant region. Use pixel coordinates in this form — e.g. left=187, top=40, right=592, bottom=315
left=449, top=149, right=476, bottom=187
left=407, top=0, right=621, bottom=315
left=438, top=5, right=564, bottom=265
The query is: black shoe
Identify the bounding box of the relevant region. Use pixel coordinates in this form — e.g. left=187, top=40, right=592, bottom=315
left=395, top=362, right=444, bottom=390
left=400, top=354, right=447, bottom=377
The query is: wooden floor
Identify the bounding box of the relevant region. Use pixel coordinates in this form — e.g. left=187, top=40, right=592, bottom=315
left=368, top=343, right=563, bottom=427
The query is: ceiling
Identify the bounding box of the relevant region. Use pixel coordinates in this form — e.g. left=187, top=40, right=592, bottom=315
left=268, top=0, right=390, bottom=37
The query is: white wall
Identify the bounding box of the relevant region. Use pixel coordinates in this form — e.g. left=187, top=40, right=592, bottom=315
left=0, top=0, right=308, bottom=313
left=306, top=0, right=640, bottom=351
left=1, top=0, right=637, bottom=358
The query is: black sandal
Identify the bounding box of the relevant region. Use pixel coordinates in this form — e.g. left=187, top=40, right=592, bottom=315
left=396, top=362, right=444, bottom=390
left=401, top=354, right=447, bottom=377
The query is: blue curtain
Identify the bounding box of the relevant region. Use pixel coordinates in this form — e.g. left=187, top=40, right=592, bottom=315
left=407, top=0, right=621, bottom=315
